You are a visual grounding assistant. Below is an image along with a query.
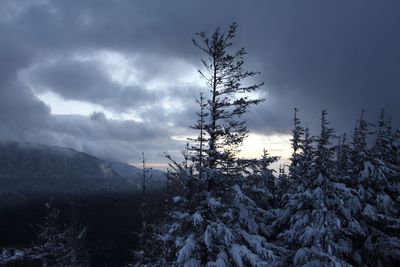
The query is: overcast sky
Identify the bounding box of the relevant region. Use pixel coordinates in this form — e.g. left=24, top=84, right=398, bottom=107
left=0, top=0, right=399, bottom=167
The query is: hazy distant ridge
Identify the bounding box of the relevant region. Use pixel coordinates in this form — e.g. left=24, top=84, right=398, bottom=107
left=0, top=141, right=165, bottom=207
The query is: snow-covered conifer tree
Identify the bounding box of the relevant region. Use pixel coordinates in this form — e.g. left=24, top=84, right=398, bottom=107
left=294, top=110, right=362, bottom=266
left=335, top=134, right=352, bottom=184
left=239, top=149, right=282, bottom=235
left=353, top=110, right=400, bottom=266
left=161, top=23, right=287, bottom=266
left=241, top=149, right=280, bottom=209
left=279, top=110, right=362, bottom=266
left=275, top=111, right=315, bottom=260
left=351, top=111, right=370, bottom=178
left=288, top=108, right=305, bottom=187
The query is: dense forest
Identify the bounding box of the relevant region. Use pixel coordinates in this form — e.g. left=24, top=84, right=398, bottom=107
left=2, top=24, right=399, bottom=267
left=138, top=24, right=400, bottom=267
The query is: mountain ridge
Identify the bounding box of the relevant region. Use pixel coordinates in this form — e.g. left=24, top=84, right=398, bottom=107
left=0, top=141, right=165, bottom=207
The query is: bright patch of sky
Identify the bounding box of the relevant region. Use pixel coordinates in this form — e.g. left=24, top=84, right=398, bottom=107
left=35, top=91, right=143, bottom=121
left=91, top=51, right=142, bottom=87
left=239, top=133, right=292, bottom=171
left=24, top=49, right=201, bottom=119
left=239, top=133, right=291, bottom=160
left=172, top=133, right=292, bottom=170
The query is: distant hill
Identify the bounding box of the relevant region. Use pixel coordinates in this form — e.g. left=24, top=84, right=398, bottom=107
left=0, top=141, right=120, bottom=179
left=109, top=161, right=166, bottom=187
left=0, top=141, right=165, bottom=207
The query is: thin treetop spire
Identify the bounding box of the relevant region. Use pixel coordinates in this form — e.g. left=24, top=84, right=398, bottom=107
left=192, top=22, right=264, bottom=174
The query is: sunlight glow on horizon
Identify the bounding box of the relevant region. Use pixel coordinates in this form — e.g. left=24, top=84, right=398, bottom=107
left=172, top=132, right=292, bottom=167
left=129, top=162, right=169, bottom=170
left=238, top=133, right=291, bottom=160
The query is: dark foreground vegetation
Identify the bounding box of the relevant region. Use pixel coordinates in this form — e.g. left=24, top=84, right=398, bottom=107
left=0, top=191, right=165, bottom=266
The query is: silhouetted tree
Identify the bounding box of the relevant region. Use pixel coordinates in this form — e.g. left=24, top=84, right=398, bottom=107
left=161, top=23, right=287, bottom=266
left=192, top=22, right=264, bottom=175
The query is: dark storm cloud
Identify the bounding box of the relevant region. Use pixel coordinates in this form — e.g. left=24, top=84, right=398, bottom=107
left=23, top=58, right=158, bottom=112
left=0, top=81, right=50, bottom=139
left=0, top=0, right=399, bottom=164
left=241, top=1, right=400, bottom=135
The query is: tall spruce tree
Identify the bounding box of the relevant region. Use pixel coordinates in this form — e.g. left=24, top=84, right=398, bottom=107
left=192, top=22, right=264, bottom=175
left=161, top=23, right=287, bottom=266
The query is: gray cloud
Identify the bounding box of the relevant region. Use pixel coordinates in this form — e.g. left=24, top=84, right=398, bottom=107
left=43, top=113, right=181, bottom=162
left=0, top=0, right=399, bottom=165
left=0, top=82, right=50, bottom=138
left=23, top=58, right=158, bottom=113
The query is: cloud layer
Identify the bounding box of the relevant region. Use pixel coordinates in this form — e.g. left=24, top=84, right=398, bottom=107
left=0, top=0, right=399, bottom=164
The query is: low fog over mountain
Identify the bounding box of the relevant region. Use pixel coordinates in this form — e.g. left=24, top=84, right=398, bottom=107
left=0, top=141, right=165, bottom=207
